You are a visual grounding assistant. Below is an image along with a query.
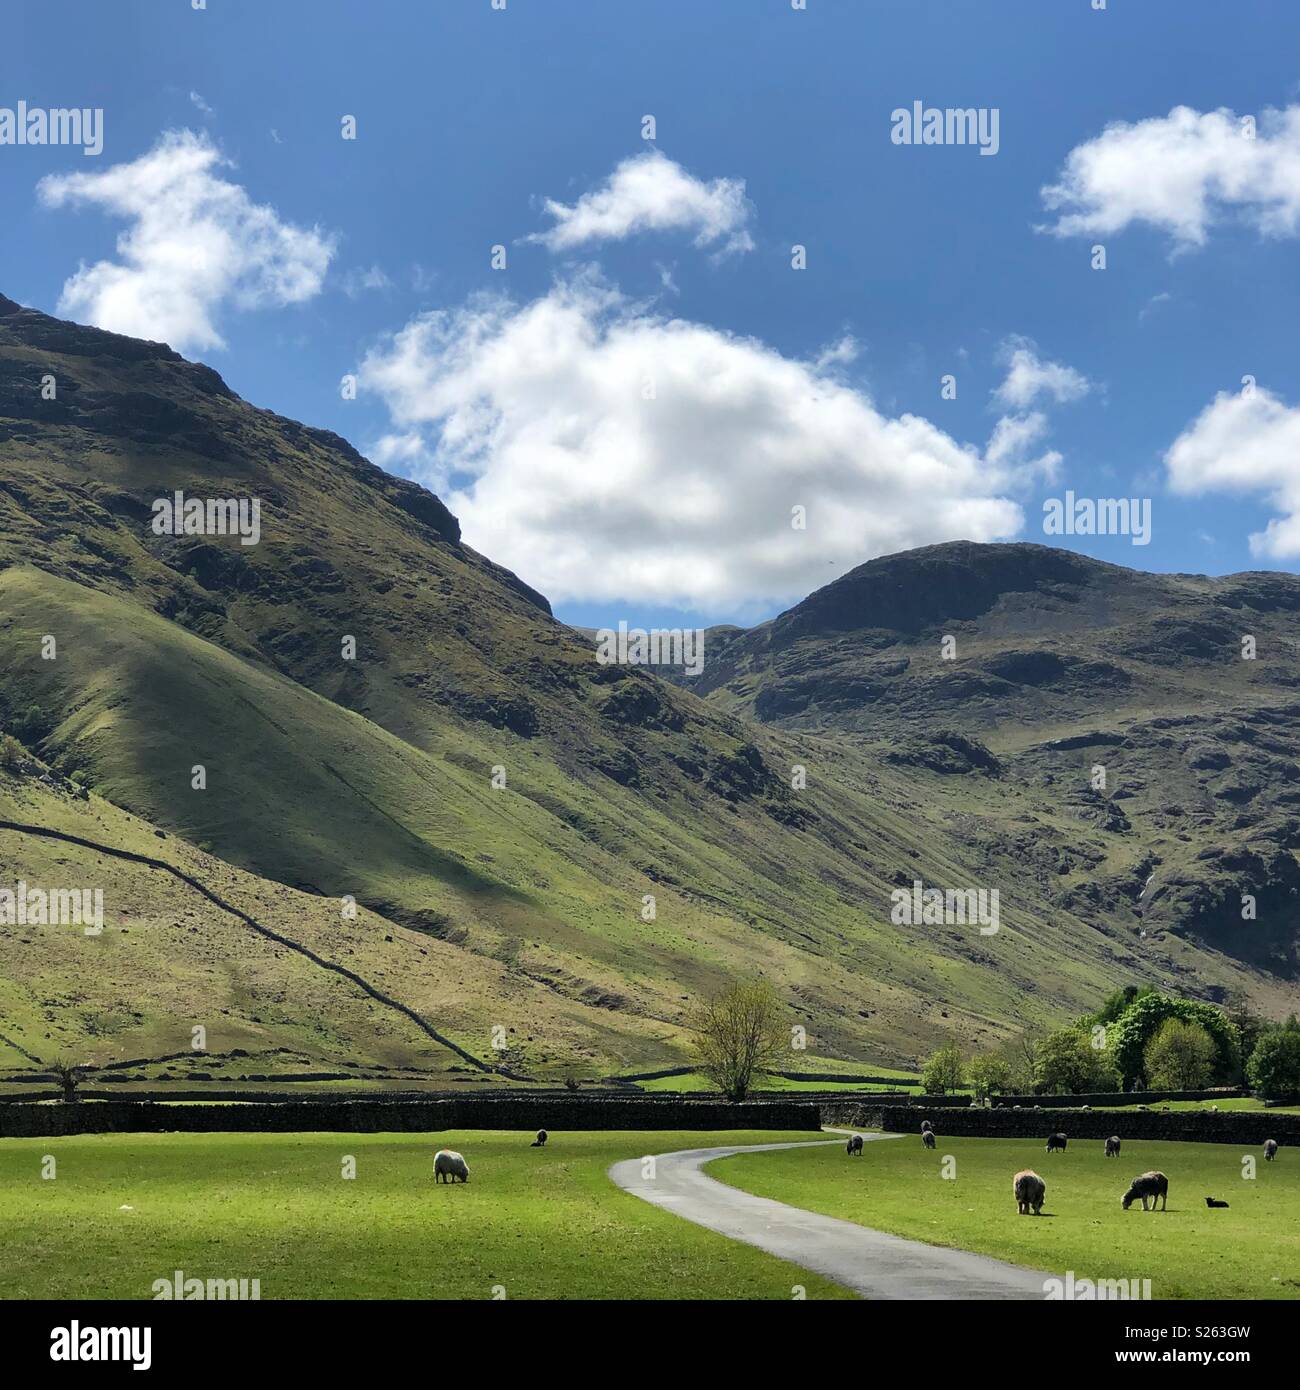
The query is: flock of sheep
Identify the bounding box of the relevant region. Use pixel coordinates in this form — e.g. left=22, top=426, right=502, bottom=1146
left=843, top=1123, right=1283, bottom=1214
left=433, top=1129, right=549, bottom=1183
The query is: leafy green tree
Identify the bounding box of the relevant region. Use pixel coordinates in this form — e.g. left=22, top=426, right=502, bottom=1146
left=1107, top=992, right=1240, bottom=1089
left=921, top=1041, right=965, bottom=1095
left=966, top=1052, right=1012, bottom=1101
left=1034, top=1027, right=1118, bottom=1094
left=0, top=734, right=23, bottom=771
left=689, top=979, right=784, bottom=1101
left=1143, top=1018, right=1216, bottom=1090
left=1247, top=1019, right=1300, bottom=1100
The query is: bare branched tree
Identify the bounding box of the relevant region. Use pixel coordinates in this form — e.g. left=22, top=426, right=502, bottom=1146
left=688, top=979, right=784, bottom=1101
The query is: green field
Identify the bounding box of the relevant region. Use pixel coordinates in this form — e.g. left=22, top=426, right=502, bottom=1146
left=0, top=1130, right=851, bottom=1301
left=712, top=1134, right=1300, bottom=1300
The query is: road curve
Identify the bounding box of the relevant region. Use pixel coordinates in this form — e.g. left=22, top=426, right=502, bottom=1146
left=608, top=1135, right=1049, bottom=1300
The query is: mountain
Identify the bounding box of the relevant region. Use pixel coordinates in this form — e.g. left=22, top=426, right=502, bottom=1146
left=2, top=294, right=1297, bottom=1082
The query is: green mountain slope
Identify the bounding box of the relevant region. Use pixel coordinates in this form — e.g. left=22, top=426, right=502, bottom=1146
left=2, top=295, right=1297, bottom=1078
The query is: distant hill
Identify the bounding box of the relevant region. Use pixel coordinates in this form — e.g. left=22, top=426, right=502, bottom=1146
left=2, top=294, right=1296, bottom=1081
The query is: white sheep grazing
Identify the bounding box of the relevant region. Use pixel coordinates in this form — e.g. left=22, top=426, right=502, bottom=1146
left=434, top=1148, right=470, bottom=1184
left=1264, top=1139, right=1278, bottom=1162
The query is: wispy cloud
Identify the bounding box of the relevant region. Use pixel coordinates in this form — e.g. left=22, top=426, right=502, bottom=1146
left=527, top=151, right=754, bottom=256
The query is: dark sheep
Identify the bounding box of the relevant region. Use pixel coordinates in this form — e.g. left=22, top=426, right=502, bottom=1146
left=846, top=1133, right=864, bottom=1157
left=530, top=1129, right=548, bottom=1148
left=1013, top=1169, right=1045, bottom=1215
left=1122, top=1170, right=1168, bottom=1211
left=922, top=1129, right=936, bottom=1149
left=1264, top=1139, right=1278, bottom=1162
left=1105, top=1135, right=1121, bottom=1158
left=1045, top=1132, right=1067, bottom=1153
left=1205, top=1197, right=1229, bottom=1208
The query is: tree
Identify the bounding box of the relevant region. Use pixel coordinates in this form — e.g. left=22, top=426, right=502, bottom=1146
left=50, top=1059, right=81, bottom=1104
left=1247, top=1019, right=1300, bottom=1100
left=966, top=1053, right=1012, bottom=1102
left=1224, top=994, right=1270, bottom=1081
left=921, top=1041, right=965, bottom=1095
left=1143, top=1018, right=1216, bottom=1090
left=1001, top=1032, right=1039, bottom=1093
left=689, top=979, right=784, bottom=1101
left=0, top=734, right=23, bottom=771
left=1034, top=1027, right=1118, bottom=1094
left=1107, top=992, right=1240, bottom=1089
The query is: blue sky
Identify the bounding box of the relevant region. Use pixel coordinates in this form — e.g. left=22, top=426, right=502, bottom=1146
left=5, top=0, right=1300, bottom=631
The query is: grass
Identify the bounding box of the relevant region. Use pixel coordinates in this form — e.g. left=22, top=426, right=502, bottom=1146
left=0, top=1129, right=853, bottom=1300
left=711, top=1134, right=1300, bottom=1300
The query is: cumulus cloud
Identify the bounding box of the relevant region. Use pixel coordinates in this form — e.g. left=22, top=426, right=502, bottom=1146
left=37, top=129, right=334, bottom=352
left=1041, top=104, right=1300, bottom=246
left=1165, top=387, right=1300, bottom=559
left=359, top=276, right=1027, bottom=612
left=527, top=151, right=754, bottom=255
left=993, top=337, right=1091, bottom=409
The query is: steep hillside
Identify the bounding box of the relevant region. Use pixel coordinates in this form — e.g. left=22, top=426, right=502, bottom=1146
left=2, top=295, right=1297, bottom=1079
left=688, top=542, right=1300, bottom=981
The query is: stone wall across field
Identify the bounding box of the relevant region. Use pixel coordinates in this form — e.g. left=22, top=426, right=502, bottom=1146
left=825, top=1102, right=1300, bottom=1146
left=0, top=1097, right=823, bottom=1139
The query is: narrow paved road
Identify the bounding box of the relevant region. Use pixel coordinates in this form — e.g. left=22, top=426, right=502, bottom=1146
left=608, top=1135, right=1049, bottom=1299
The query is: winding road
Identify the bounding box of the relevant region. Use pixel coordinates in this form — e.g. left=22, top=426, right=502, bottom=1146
left=608, top=1134, right=1049, bottom=1299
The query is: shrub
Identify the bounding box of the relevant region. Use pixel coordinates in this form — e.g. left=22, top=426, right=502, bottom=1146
left=0, top=734, right=23, bottom=770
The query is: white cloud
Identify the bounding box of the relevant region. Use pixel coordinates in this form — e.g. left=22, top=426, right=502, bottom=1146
left=985, top=411, right=1062, bottom=485
left=359, top=276, right=1026, bottom=612
left=37, top=129, right=334, bottom=353
left=1165, top=387, right=1300, bottom=559
left=1041, top=104, right=1300, bottom=246
left=188, top=90, right=215, bottom=119
left=341, top=264, right=393, bottom=298
left=993, top=337, right=1090, bottom=409
left=527, top=151, right=754, bottom=255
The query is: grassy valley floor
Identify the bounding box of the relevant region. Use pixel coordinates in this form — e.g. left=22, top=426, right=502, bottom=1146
left=0, top=1130, right=851, bottom=1300
left=711, top=1134, right=1300, bottom=1300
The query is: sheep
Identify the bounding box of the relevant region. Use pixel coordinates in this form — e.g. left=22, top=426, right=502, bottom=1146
left=922, top=1129, right=936, bottom=1149
left=1045, top=1132, right=1068, bottom=1154
left=1205, top=1197, right=1229, bottom=1208
left=846, top=1133, right=864, bottom=1157
left=434, top=1149, right=470, bottom=1184
left=1264, top=1139, right=1278, bottom=1162
left=1013, top=1169, right=1045, bottom=1215
left=1122, top=1170, right=1168, bottom=1211
left=1105, top=1135, right=1121, bottom=1158
left=531, top=1129, right=548, bottom=1148
left=920, top=1119, right=934, bottom=1133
